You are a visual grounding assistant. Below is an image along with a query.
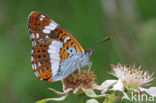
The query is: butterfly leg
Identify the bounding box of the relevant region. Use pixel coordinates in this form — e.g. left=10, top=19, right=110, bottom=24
left=88, top=62, right=92, bottom=70
left=77, top=63, right=81, bottom=73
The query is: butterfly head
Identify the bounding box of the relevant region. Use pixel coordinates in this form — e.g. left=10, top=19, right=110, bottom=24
left=75, top=48, right=93, bottom=70
left=85, top=48, right=94, bottom=56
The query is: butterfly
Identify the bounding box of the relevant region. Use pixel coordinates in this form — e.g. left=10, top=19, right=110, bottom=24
left=28, top=11, right=93, bottom=82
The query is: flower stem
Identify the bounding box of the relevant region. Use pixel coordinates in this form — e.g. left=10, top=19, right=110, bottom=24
left=103, top=97, right=114, bottom=103
left=78, top=94, right=83, bottom=103
left=103, top=97, right=108, bottom=103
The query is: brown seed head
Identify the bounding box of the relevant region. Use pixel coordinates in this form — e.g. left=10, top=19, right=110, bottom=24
left=63, top=70, right=96, bottom=90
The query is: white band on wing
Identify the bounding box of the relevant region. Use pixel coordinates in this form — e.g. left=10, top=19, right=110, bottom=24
left=48, top=40, right=63, bottom=77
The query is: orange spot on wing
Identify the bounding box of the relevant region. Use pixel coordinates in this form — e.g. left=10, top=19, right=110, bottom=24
left=38, top=67, right=53, bottom=82
left=28, top=11, right=52, bottom=40
left=57, top=26, right=84, bottom=53
left=60, top=48, right=69, bottom=61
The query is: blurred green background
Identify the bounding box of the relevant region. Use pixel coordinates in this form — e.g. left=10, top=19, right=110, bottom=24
left=0, top=0, right=156, bottom=103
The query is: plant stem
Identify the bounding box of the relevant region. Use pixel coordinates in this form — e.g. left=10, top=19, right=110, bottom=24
left=108, top=97, right=113, bottom=103
left=103, top=97, right=108, bottom=103
left=78, top=94, right=83, bottom=103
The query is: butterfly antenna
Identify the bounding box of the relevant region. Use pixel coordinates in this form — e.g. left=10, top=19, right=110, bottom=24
left=85, top=34, right=112, bottom=56
left=90, top=34, right=112, bottom=48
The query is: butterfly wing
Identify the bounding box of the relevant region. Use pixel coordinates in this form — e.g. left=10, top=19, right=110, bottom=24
left=28, top=11, right=84, bottom=82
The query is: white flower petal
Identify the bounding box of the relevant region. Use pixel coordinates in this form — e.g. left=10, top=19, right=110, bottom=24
left=112, top=79, right=124, bottom=91
left=101, top=80, right=117, bottom=90
left=94, top=80, right=117, bottom=91
left=86, top=99, right=99, bottom=103
left=140, top=87, right=156, bottom=97
left=82, top=88, right=106, bottom=98
left=100, top=80, right=117, bottom=94
left=139, top=87, right=147, bottom=92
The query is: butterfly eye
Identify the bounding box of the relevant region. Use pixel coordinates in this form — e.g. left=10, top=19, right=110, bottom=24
left=85, top=48, right=94, bottom=56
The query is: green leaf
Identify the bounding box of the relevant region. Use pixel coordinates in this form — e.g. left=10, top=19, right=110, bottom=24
left=35, top=99, right=48, bottom=103
left=73, top=86, right=84, bottom=95
left=103, top=94, right=116, bottom=103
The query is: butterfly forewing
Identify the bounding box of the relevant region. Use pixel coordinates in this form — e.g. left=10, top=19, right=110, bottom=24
left=28, top=11, right=84, bottom=82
